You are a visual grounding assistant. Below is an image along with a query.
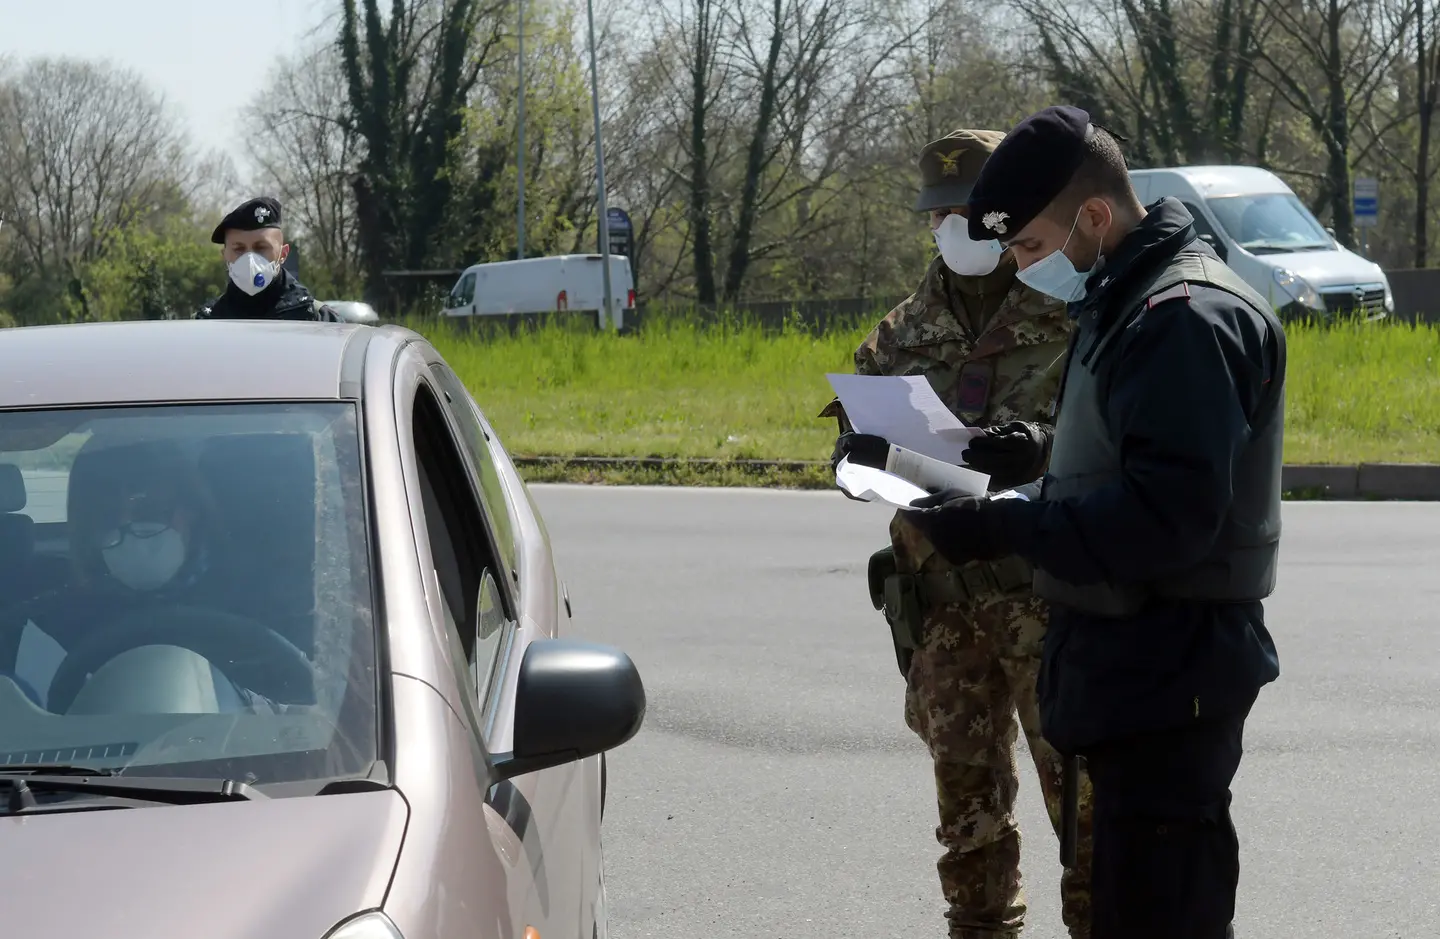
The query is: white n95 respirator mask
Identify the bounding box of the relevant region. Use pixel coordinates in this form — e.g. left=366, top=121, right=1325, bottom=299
left=228, top=252, right=282, bottom=296
left=933, top=214, right=1004, bottom=276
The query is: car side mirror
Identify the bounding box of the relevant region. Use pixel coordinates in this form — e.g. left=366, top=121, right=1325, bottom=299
left=489, top=639, right=645, bottom=782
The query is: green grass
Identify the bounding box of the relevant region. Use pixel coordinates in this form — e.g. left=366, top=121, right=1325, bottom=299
left=1281, top=317, right=1440, bottom=463
left=410, top=312, right=1440, bottom=468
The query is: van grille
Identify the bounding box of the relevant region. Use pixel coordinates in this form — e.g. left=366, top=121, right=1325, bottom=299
left=1322, top=285, right=1386, bottom=314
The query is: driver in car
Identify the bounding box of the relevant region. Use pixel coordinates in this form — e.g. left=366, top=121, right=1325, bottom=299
left=1, top=439, right=283, bottom=713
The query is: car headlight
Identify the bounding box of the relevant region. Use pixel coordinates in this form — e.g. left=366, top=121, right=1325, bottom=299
left=323, top=912, right=404, bottom=939
left=1272, top=267, right=1323, bottom=311
left=1384, top=281, right=1395, bottom=312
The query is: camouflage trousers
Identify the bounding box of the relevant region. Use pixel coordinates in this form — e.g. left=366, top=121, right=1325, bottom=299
left=902, top=589, right=1095, bottom=939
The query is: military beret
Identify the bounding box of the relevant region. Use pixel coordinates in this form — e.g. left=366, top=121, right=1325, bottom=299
left=211, top=196, right=283, bottom=244
left=913, top=129, right=1007, bottom=212
left=966, top=106, right=1093, bottom=242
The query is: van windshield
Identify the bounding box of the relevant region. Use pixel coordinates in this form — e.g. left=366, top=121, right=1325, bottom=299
left=1205, top=193, right=1334, bottom=253
left=0, top=402, right=379, bottom=790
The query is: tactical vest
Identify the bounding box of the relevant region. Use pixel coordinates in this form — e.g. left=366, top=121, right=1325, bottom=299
left=1032, top=250, right=1288, bottom=617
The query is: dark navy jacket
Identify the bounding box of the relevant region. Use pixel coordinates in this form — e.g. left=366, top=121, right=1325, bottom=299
left=196, top=268, right=341, bottom=322
left=995, top=199, right=1282, bottom=752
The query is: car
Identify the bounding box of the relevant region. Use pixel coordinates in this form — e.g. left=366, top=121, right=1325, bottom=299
left=1130, top=165, right=1394, bottom=319
left=0, top=319, right=644, bottom=939
left=320, top=300, right=382, bottom=325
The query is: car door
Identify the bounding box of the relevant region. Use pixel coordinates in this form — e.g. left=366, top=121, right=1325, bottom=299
left=1180, top=199, right=1230, bottom=263
left=404, top=376, right=554, bottom=937
left=427, top=361, right=599, bottom=933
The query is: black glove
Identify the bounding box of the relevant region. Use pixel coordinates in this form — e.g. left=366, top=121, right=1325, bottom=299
left=905, top=488, right=1012, bottom=564
left=831, top=432, right=890, bottom=472
left=962, top=421, right=1055, bottom=490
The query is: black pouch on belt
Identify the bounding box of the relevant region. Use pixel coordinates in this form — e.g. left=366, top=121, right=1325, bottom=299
left=868, top=546, right=919, bottom=677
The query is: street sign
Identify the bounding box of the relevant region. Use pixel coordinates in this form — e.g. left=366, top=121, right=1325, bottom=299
left=604, top=206, right=634, bottom=261
left=1353, top=177, right=1378, bottom=228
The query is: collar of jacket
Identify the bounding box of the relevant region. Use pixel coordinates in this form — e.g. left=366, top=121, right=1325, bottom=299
left=1072, top=197, right=1199, bottom=320
left=217, top=267, right=312, bottom=317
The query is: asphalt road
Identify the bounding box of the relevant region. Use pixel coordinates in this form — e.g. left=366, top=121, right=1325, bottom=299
left=530, top=485, right=1440, bottom=939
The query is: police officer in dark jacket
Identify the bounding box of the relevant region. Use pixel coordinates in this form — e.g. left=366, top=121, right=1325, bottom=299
left=907, top=106, right=1284, bottom=939
left=196, top=197, right=341, bottom=322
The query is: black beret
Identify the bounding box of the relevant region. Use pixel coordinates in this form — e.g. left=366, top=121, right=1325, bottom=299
left=966, top=106, right=1092, bottom=243
left=211, top=196, right=283, bottom=244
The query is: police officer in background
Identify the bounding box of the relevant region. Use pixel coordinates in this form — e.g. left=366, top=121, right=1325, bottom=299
left=824, top=129, right=1094, bottom=938
left=196, top=196, right=341, bottom=322
left=908, top=106, right=1284, bottom=938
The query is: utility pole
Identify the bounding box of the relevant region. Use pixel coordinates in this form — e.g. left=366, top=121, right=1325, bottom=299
left=516, top=0, right=527, bottom=260
left=585, top=0, right=614, bottom=328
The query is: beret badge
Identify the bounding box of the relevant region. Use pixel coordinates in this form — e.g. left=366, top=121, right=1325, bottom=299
left=982, top=211, right=1009, bottom=235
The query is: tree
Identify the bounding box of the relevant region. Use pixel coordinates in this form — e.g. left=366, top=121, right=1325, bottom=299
left=1248, top=0, right=1411, bottom=246
left=246, top=41, right=365, bottom=297
left=1015, top=0, right=1268, bottom=165
left=339, top=0, right=511, bottom=303
left=0, top=57, right=190, bottom=283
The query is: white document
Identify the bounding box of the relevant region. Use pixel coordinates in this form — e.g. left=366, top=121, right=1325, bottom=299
left=885, top=445, right=990, bottom=497
left=835, top=457, right=930, bottom=509
left=826, top=373, right=983, bottom=465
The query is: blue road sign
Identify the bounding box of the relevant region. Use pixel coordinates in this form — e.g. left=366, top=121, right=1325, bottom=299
left=1353, top=177, right=1379, bottom=228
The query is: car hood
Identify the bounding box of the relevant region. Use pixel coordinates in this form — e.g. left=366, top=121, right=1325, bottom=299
left=1257, top=247, right=1386, bottom=289
left=0, top=788, right=408, bottom=939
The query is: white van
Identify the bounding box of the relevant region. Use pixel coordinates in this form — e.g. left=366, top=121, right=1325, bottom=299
left=440, top=254, right=636, bottom=329
left=1130, top=166, right=1393, bottom=318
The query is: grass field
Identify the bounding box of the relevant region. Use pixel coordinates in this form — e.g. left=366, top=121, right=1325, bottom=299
left=416, top=312, right=1440, bottom=470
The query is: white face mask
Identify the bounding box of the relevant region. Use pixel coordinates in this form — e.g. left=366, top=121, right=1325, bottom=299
left=101, top=524, right=187, bottom=592
left=1015, top=207, right=1106, bottom=303
left=933, top=213, right=1004, bottom=276
left=228, top=251, right=282, bottom=296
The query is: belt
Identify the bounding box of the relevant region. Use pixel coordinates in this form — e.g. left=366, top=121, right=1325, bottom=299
left=914, top=556, right=1033, bottom=607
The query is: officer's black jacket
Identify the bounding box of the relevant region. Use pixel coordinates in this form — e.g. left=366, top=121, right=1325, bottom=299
left=196, top=268, right=342, bottom=322
left=996, top=199, right=1282, bottom=752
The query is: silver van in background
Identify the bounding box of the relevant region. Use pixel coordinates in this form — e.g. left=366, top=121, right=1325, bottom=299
left=1131, top=166, right=1393, bottom=319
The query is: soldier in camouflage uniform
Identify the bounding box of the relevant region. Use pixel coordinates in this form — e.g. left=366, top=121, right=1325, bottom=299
left=825, top=130, right=1095, bottom=938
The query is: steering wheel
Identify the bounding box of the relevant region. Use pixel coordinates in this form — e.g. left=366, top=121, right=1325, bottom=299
left=46, top=604, right=314, bottom=715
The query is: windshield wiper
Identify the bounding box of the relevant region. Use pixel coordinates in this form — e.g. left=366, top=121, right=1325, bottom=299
left=0, top=766, right=266, bottom=813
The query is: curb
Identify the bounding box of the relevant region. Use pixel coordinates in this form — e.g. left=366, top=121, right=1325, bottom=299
left=512, top=457, right=1440, bottom=500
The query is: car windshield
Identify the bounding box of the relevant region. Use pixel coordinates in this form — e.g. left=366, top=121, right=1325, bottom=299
left=0, top=402, right=378, bottom=789
left=1205, top=192, right=1334, bottom=253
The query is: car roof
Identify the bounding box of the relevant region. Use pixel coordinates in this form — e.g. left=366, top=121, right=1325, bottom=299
left=0, top=320, right=392, bottom=409
left=1131, top=165, right=1292, bottom=197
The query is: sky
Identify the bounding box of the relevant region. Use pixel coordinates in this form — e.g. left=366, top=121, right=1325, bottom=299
left=1, top=0, right=336, bottom=166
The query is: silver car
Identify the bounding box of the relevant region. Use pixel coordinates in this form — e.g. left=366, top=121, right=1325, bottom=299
left=322, top=300, right=382, bottom=325
left=0, top=319, right=644, bottom=939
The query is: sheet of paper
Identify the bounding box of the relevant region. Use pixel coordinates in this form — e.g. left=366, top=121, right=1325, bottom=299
left=885, top=445, right=990, bottom=497
left=835, top=457, right=930, bottom=509
left=826, top=373, right=983, bottom=465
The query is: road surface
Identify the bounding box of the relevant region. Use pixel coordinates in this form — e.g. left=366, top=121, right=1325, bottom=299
left=530, top=485, right=1440, bottom=939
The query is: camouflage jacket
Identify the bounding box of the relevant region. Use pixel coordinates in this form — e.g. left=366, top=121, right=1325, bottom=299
left=851, top=255, right=1073, bottom=581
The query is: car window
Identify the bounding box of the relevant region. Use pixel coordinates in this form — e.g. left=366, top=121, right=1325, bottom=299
left=451, top=272, right=476, bottom=308
left=411, top=382, right=509, bottom=717
left=0, top=403, right=378, bottom=789
left=1205, top=193, right=1333, bottom=252
left=429, top=363, right=520, bottom=582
